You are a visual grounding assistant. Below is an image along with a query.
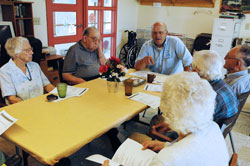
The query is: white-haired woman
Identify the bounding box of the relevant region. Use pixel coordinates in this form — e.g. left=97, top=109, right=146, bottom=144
left=0, top=37, right=54, bottom=104
left=192, top=50, right=238, bottom=126
left=103, top=72, right=229, bottom=166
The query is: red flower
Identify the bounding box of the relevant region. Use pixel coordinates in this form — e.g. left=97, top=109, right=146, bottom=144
left=109, top=56, right=120, bottom=64
left=99, top=65, right=109, bottom=74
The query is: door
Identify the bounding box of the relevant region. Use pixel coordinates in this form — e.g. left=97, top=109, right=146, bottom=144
left=46, top=0, right=83, bottom=55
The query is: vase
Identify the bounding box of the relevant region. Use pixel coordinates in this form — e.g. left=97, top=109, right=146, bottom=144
left=107, top=81, right=119, bottom=93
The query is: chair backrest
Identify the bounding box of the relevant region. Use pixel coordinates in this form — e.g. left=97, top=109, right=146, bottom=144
left=221, top=91, right=250, bottom=138
left=0, top=37, right=42, bottom=68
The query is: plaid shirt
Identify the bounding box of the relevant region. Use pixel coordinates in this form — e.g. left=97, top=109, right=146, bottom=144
left=210, top=79, right=238, bottom=123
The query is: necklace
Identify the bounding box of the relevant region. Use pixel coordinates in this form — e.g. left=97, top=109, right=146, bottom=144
left=25, top=64, right=32, bottom=81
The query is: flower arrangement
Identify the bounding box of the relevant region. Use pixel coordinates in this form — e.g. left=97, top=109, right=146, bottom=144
left=99, top=56, right=127, bottom=82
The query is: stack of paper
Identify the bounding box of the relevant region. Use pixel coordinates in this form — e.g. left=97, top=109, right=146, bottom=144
left=50, top=86, right=88, bottom=102
left=0, top=110, right=18, bottom=135
left=128, top=92, right=160, bottom=109
left=144, top=84, right=162, bottom=92
left=130, top=71, right=168, bottom=84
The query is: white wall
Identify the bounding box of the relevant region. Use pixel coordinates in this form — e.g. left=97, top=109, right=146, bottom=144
left=116, top=0, right=138, bottom=55
left=1, top=0, right=250, bottom=50
left=136, top=0, right=250, bottom=39
left=22, top=0, right=48, bottom=46
left=137, top=1, right=221, bottom=38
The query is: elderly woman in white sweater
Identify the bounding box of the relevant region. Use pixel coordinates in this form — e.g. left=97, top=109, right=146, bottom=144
left=103, top=72, right=229, bottom=166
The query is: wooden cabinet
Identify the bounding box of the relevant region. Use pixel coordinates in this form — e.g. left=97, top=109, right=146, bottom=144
left=0, top=1, right=34, bottom=37
left=40, top=55, right=64, bottom=86
left=139, top=0, right=215, bottom=8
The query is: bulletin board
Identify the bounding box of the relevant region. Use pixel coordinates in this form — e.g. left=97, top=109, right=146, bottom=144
left=220, top=0, right=250, bottom=13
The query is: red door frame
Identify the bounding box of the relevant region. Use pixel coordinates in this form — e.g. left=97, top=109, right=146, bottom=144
left=46, top=0, right=83, bottom=46
left=84, top=0, right=117, bottom=57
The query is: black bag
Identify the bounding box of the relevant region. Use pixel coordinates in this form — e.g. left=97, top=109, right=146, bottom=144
left=191, top=33, right=211, bottom=55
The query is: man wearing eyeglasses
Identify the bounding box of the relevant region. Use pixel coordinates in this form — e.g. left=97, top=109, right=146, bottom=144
left=62, top=27, right=107, bottom=85
left=224, top=45, right=250, bottom=97
left=134, top=22, right=192, bottom=75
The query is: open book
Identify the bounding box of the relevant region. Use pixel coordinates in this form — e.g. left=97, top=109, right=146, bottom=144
left=86, top=138, right=156, bottom=166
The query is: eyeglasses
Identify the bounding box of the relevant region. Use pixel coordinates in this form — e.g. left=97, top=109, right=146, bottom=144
left=87, top=36, right=101, bottom=43
left=22, top=47, right=33, bottom=53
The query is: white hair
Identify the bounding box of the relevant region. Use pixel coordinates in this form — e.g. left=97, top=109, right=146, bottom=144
left=5, top=37, right=29, bottom=59
left=160, top=72, right=216, bottom=135
left=192, top=50, right=226, bottom=81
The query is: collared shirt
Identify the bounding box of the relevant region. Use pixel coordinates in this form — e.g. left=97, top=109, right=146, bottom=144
left=210, top=79, right=238, bottom=123
left=0, top=59, right=50, bottom=102
left=135, top=36, right=192, bottom=75
left=62, top=40, right=100, bottom=81
left=224, top=70, right=250, bottom=97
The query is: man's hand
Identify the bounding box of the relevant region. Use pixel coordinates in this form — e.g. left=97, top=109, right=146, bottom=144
left=102, top=160, right=109, bottom=166
left=153, top=122, right=170, bottom=133
left=142, top=140, right=165, bottom=152
left=143, top=56, right=154, bottom=65
left=134, top=56, right=154, bottom=71
left=98, top=41, right=107, bottom=65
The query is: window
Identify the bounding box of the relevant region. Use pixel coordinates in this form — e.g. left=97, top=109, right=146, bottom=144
left=84, top=0, right=117, bottom=58
left=46, top=0, right=117, bottom=58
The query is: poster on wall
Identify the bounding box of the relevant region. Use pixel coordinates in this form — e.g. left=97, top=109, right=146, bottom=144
left=221, top=0, right=250, bottom=13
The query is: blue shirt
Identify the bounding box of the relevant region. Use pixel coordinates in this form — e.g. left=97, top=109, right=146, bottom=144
left=224, top=70, right=250, bottom=97
left=0, top=59, right=50, bottom=102
left=210, top=79, right=238, bottom=123
left=135, top=36, right=192, bottom=75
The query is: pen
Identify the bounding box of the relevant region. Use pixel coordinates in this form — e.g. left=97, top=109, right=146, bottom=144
left=128, top=93, right=139, bottom=99
left=145, top=85, right=149, bottom=90
left=79, top=89, right=87, bottom=95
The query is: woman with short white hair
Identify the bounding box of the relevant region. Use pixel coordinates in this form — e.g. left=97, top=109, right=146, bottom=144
left=0, top=37, right=54, bottom=104
left=103, top=72, right=229, bottom=166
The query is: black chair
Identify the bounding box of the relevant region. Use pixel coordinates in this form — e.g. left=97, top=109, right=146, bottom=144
left=0, top=37, right=42, bottom=68
left=0, top=88, right=6, bottom=108
left=220, top=91, right=250, bottom=154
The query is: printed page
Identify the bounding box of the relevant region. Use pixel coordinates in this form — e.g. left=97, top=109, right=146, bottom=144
left=130, top=71, right=149, bottom=78
left=128, top=92, right=160, bottom=109
left=153, top=74, right=168, bottom=84
left=50, top=86, right=88, bottom=102
left=112, top=138, right=156, bottom=166
left=86, top=154, right=120, bottom=166
left=0, top=110, right=18, bottom=135
left=144, top=84, right=162, bottom=92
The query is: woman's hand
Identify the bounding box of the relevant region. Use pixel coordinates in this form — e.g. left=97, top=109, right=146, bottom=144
left=102, top=160, right=109, bottom=166
left=142, top=140, right=165, bottom=152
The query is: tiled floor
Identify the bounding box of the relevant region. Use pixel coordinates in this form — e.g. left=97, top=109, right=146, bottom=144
left=1, top=105, right=250, bottom=166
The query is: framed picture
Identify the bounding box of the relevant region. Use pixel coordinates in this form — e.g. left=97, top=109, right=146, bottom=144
left=0, top=21, right=15, bottom=45
left=221, top=0, right=250, bottom=13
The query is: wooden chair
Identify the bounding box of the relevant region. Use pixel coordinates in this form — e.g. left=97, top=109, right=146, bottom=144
left=229, top=153, right=238, bottom=166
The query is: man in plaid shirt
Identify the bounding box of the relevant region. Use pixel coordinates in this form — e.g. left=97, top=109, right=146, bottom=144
left=192, top=50, right=238, bottom=127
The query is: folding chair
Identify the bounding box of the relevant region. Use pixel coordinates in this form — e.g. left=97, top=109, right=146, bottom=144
left=220, top=91, right=250, bottom=166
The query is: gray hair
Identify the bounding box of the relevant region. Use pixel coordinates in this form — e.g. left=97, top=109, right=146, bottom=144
left=160, top=72, right=216, bottom=135
left=5, top=37, right=29, bottom=59
left=239, top=45, right=250, bottom=67
left=192, top=50, right=226, bottom=81
left=82, top=27, right=99, bottom=36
